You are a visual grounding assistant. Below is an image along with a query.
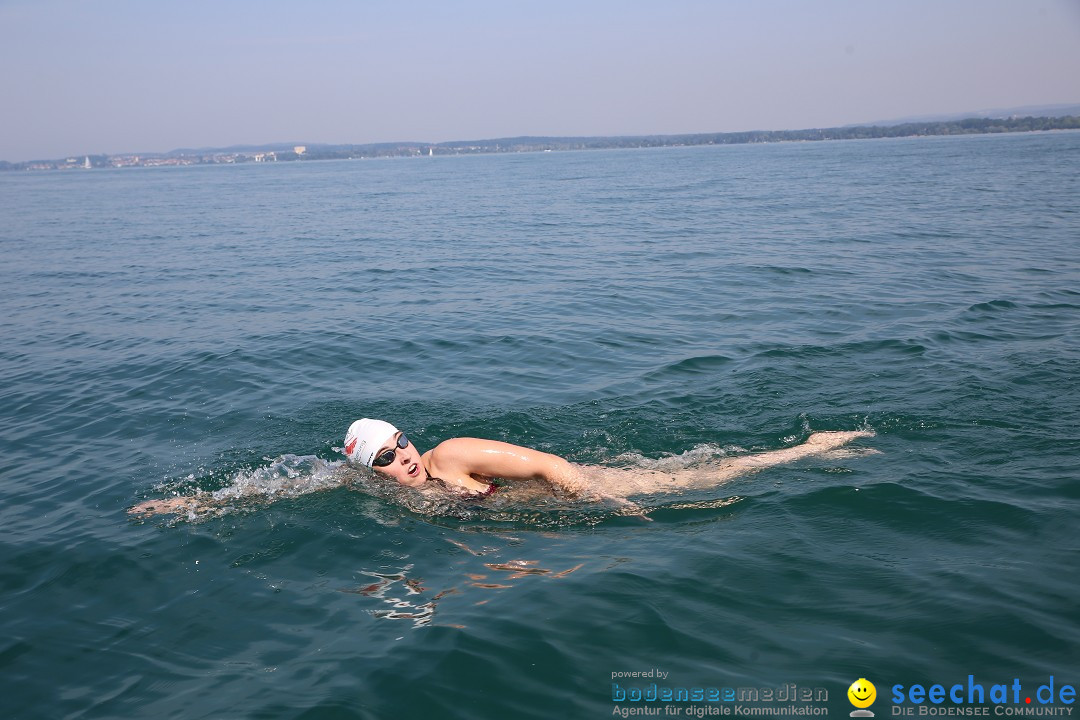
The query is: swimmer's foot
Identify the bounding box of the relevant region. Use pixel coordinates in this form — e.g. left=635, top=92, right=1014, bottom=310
left=804, top=430, right=875, bottom=451
left=819, top=446, right=884, bottom=461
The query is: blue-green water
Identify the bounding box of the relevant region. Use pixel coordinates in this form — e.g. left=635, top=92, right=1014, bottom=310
left=1, top=133, right=1078, bottom=719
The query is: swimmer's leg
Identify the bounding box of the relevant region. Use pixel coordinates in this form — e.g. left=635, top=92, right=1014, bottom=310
left=659, top=430, right=876, bottom=490
left=728, top=430, right=875, bottom=471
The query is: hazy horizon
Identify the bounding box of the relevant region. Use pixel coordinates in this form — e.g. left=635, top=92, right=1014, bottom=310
left=3, top=0, right=1079, bottom=163
left=11, top=101, right=1080, bottom=162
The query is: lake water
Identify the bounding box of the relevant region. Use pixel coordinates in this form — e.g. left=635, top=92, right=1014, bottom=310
left=1, top=132, right=1078, bottom=719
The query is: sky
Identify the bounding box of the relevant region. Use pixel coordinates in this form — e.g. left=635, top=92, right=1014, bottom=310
left=1, top=0, right=1079, bottom=162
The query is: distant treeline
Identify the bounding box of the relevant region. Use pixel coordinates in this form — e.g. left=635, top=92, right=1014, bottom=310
left=287, top=115, right=1080, bottom=159
left=561, top=114, right=1080, bottom=149
left=4, top=115, right=1079, bottom=170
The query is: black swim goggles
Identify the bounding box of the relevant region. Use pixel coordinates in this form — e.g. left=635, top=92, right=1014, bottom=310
left=371, top=433, right=410, bottom=468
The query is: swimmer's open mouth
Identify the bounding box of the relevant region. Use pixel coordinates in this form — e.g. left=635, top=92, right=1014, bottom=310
left=408, top=463, right=420, bottom=478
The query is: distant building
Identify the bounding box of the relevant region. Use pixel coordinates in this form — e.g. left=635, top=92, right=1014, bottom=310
left=294, top=146, right=306, bottom=156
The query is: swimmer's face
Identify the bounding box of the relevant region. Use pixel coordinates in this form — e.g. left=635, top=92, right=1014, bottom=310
left=371, top=431, right=427, bottom=487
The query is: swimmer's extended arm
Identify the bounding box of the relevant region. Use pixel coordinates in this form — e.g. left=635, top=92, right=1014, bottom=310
left=129, top=494, right=215, bottom=518
left=426, top=438, right=589, bottom=495
left=128, top=465, right=350, bottom=518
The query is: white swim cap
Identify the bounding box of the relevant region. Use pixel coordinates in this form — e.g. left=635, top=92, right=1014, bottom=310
left=344, top=418, right=399, bottom=467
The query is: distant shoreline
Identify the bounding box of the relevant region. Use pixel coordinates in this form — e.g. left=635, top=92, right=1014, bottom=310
left=3, top=115, right=1078, bottom=171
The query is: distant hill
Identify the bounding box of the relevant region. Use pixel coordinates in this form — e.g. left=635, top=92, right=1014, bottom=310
left=857, top=103, right=1080, bottom=127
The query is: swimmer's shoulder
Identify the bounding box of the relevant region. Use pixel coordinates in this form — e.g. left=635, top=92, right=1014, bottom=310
left=424, top=438, right=502, bottom=490
left=425, top=437, right=491, bottom=467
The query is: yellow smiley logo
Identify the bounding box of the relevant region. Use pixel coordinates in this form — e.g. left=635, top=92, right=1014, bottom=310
left=848, top=678, right=877, bottom=709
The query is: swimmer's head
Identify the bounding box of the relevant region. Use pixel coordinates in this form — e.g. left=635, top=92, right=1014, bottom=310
left=345, top=418, right=427, bottom=488
left=344, top=418, right=398, bottom=468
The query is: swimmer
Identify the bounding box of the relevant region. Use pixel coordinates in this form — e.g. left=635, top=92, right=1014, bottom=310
left=129, top=419, right=873, bottom=517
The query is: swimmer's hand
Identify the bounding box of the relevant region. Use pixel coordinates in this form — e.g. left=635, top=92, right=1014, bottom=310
left=602, top=494, right=653, bottom=522
left=128, top=495, right=207, bottom=518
